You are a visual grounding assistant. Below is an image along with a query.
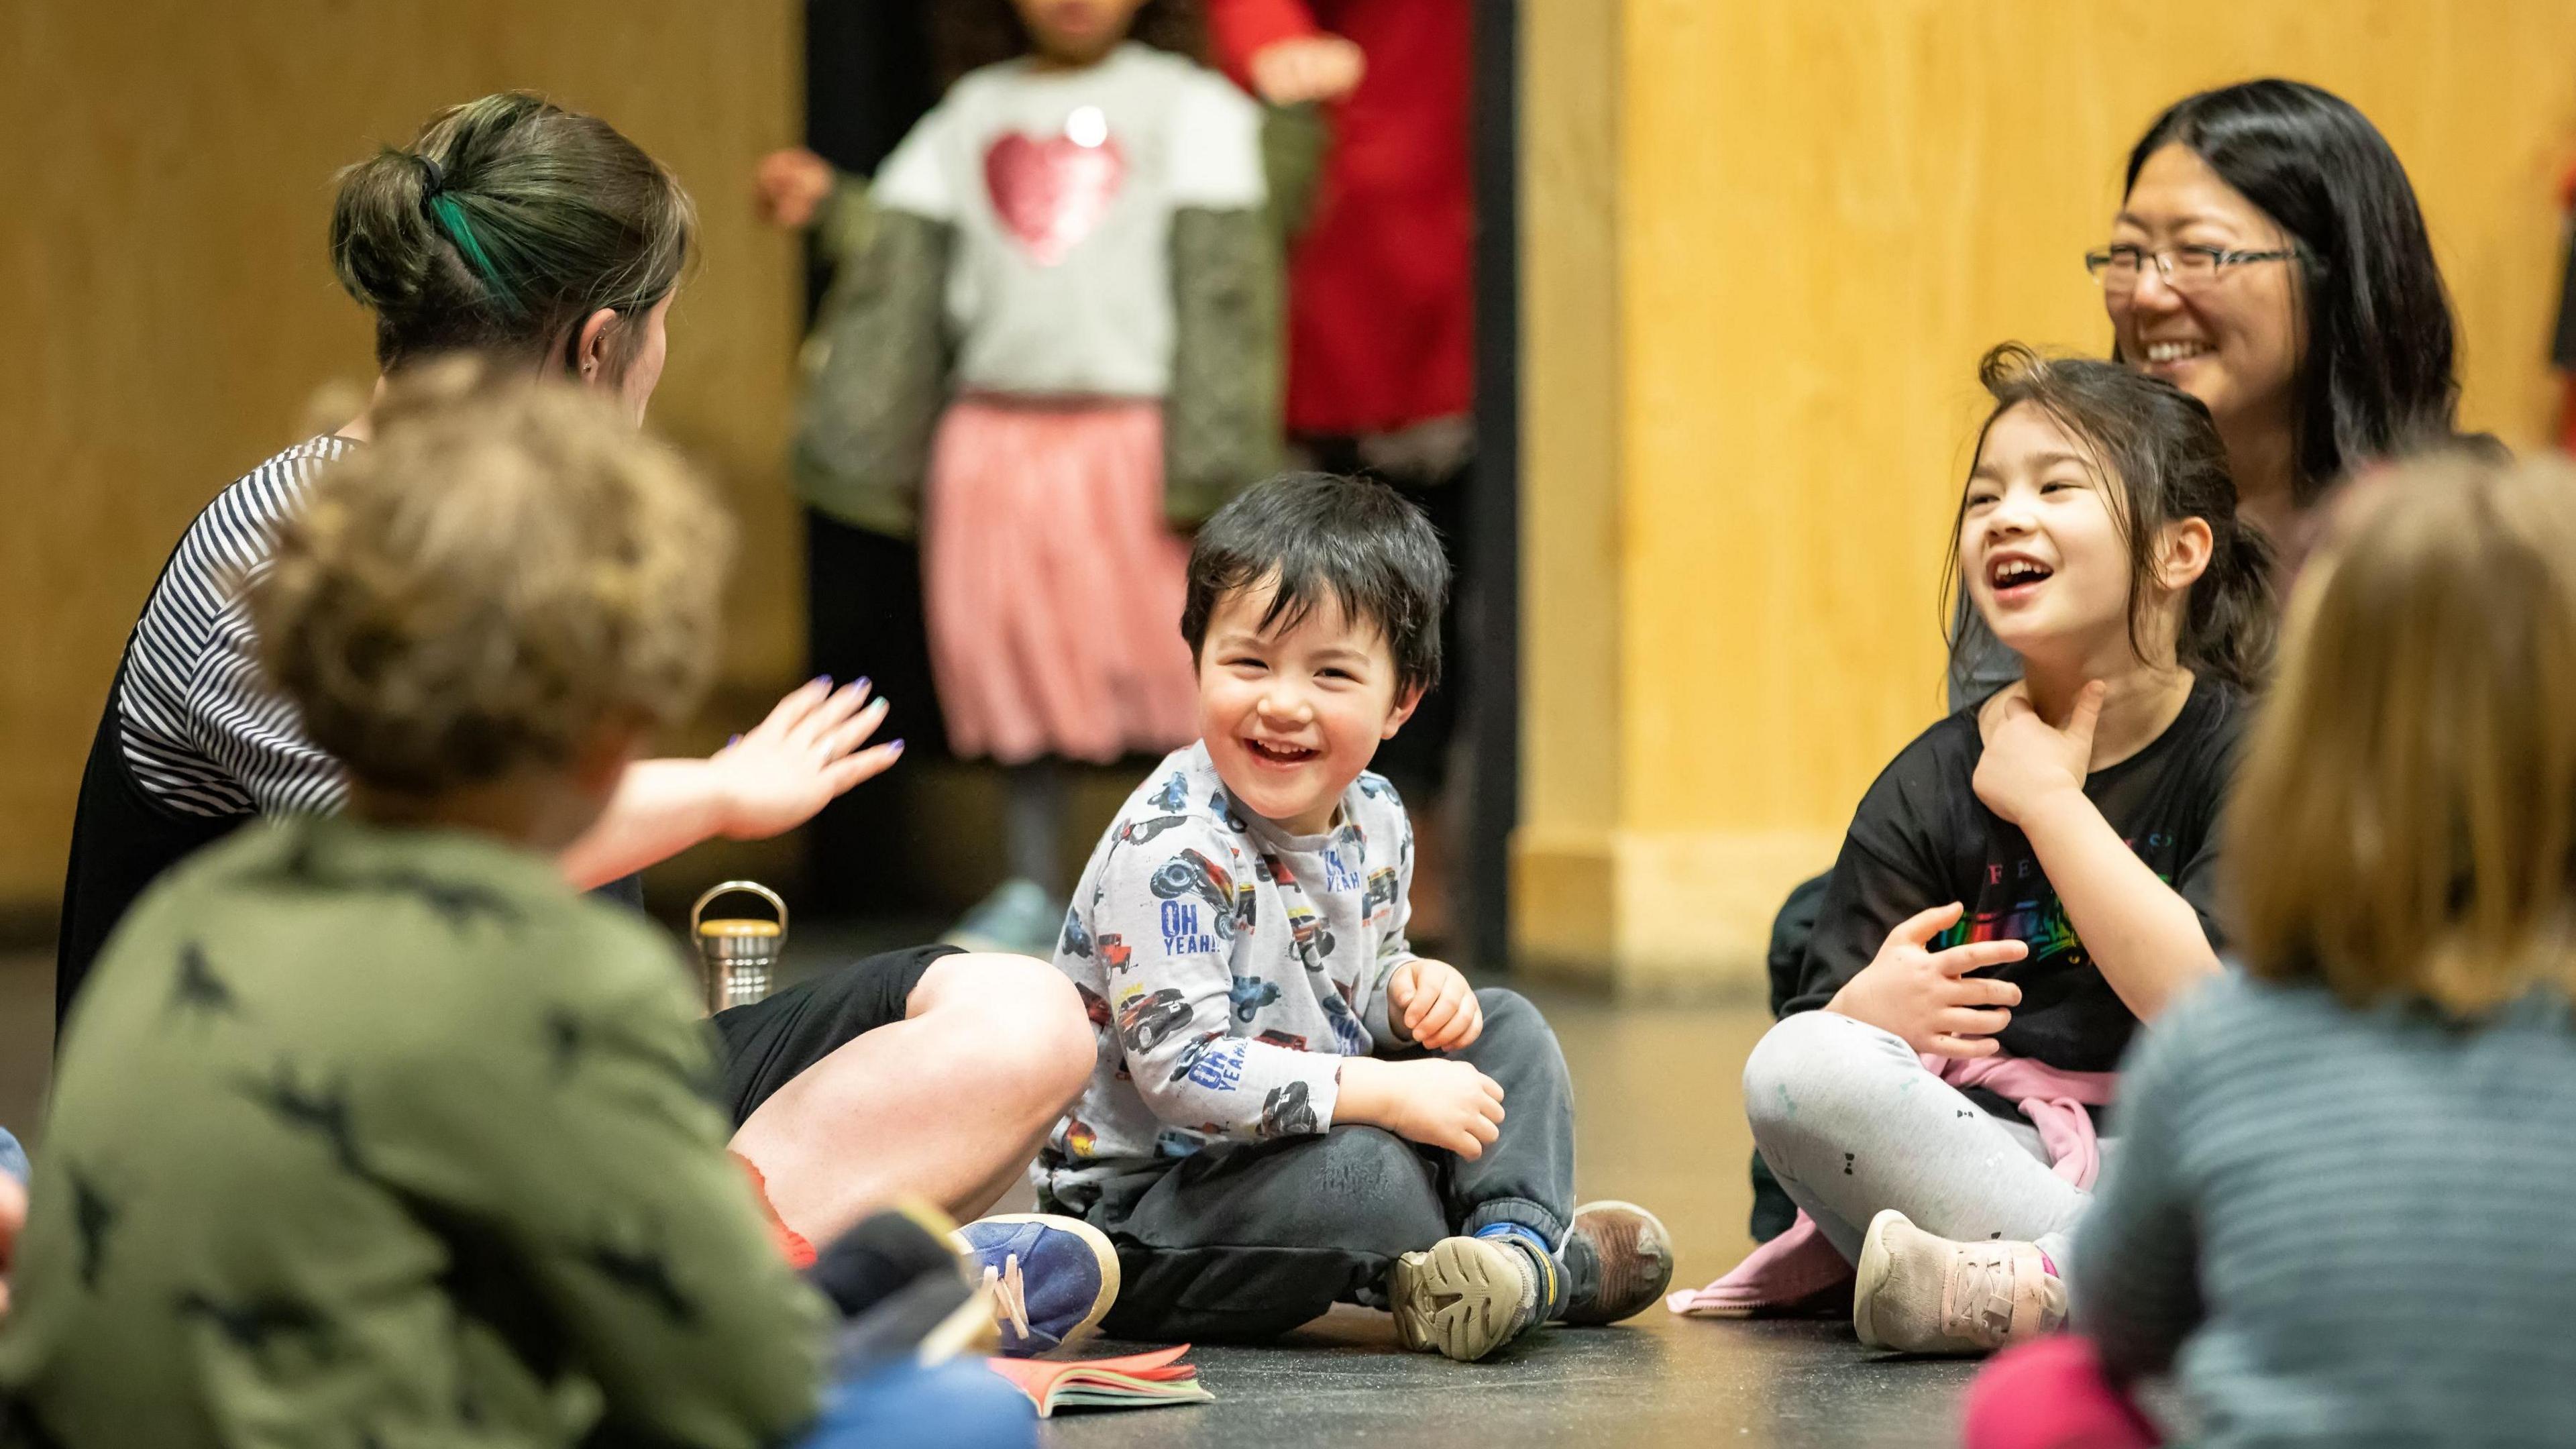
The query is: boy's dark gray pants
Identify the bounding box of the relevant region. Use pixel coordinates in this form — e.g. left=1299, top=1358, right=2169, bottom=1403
left=1071, top=987, right=1575, bottom=1342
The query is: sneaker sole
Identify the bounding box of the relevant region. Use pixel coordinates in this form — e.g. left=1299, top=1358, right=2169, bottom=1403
left=964, top=1213, right=1124, bottom=1348
left=1563, top=1200, right=1676, bottom=1326
left=1390, top=1236, right=1527, bottom=1362
left=1850, top=1208, right=1906, bottom=1350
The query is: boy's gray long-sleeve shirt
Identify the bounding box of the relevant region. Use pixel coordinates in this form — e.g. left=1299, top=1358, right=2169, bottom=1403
left=2073, top=971, right=2576, bottom=1447
left=1036, top=743, right=1419, bottom=1211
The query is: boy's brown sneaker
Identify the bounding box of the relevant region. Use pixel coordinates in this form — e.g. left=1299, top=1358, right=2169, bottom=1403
left=1559, top=1200, right=1676, bottom=1325
left=1851, top=1209, right=2065, bottom=1354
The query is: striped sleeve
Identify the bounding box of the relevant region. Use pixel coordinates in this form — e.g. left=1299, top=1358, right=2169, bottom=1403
left=186, top=589, right=350, bottom=816
left=117, top=436, right=355, bottom=818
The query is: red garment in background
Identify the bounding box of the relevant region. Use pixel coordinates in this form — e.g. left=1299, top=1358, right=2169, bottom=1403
left=1208, top=0, right=1472, bottom=435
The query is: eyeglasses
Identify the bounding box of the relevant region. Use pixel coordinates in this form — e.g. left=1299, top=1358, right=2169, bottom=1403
left=2084, top=243, right=2297, bottom=292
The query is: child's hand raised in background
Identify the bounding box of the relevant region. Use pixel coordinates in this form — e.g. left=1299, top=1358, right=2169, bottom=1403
left=1975, top=680, right=2105, bottom=826
left=1387, top=959, right=1483, bottom=1051
left=753, top=148, right=835, bottom=229
left=1825, top=902, right=2027, bottom=1059
left=1248, top=34, right=1367, bottom=105
left=1335, top=1057, right=1504, bottom=1160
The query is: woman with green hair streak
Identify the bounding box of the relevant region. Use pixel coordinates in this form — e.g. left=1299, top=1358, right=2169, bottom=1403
left=55, top=91, right=1099, bottom=1300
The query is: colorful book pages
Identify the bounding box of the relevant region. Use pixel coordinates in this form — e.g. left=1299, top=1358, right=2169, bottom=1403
left=986, top=1344, right=1215, bottom=1416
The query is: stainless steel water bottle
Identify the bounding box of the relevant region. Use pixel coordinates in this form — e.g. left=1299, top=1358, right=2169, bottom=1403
left=690, top=880, right=788, bottom=1014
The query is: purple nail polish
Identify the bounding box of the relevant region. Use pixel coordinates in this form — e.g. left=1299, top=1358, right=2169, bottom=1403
left=855, top=676, right=872, bottom=692
left=727, top=734, right=741, bottom=747
left=813, top=674, right=832, bottom=688
left=888, top=739, right=906, bottom=753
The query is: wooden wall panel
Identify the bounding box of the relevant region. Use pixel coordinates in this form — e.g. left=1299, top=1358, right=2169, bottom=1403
left=0, top=1, right=803, bottom=910
left=1513, top=0, right=1625, bottom=979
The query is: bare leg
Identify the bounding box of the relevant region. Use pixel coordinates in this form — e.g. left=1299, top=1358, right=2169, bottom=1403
left=729, top=951, right=1095, bottom=1244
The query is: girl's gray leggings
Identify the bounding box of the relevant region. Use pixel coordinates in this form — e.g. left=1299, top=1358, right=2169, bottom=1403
left=1742, top=1010, right=2113, bottom=1272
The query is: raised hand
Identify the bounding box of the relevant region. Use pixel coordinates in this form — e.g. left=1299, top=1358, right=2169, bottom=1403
left=1825, top=902, right=2028, bottom=1059
left=1387, top=958, right=1483, bottom=1051
left=1248, top=34, right=1367, bottom=105
left=712, top=677, right=902, bottom=841
left=1974, top=680, right=2104, bottom=825
left=753, top=148, right=836, bottom=229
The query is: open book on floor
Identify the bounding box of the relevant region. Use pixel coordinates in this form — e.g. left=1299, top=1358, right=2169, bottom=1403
left=985, top=1344, right=1216, bottom=1416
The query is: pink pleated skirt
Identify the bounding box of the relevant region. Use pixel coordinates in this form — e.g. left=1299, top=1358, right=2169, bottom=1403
left=921, top=395, right=1199, bottom=764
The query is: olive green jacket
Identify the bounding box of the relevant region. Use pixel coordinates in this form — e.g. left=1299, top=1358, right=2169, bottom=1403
left=0, top=816, right=828, bottom=1449
left=791, top=105, right=1322, bottom=539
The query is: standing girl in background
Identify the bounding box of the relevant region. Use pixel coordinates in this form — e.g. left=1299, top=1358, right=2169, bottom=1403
left=1967, top=452, right=2576, bottom=1448
left=777, top=0, right=1280, bottom=953
left=1674, top=345, right=2273, bottom=1354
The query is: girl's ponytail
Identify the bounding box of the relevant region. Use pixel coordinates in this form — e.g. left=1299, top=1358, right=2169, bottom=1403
left=2183, top=513, right=2277, bottom=691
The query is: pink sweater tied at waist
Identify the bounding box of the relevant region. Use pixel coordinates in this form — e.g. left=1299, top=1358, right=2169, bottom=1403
left=1667, top=1048, right=2118, bottom=1318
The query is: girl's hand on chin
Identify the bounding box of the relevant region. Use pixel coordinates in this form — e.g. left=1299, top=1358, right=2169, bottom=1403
left=1974, top=680, right=2104, bottom=825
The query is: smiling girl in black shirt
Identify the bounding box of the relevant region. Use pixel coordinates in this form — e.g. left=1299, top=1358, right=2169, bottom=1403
left=1683, top=344, right=2272, bottom=1355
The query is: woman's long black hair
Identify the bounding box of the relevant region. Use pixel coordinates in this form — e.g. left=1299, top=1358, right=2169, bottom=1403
left=2122, top=79, right=2461, bottom=505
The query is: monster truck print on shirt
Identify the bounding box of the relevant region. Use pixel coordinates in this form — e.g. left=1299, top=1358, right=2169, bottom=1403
left=1258, top=1079, right=1319, bottom=1138
left=1362, top=867, right=1401, bottom=924
left=1117, top=988, right=1192, bottom=1053
left=1229, top=975, right=1282, bottom=1022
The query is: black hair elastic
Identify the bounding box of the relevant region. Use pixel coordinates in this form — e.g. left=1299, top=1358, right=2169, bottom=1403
left=413, top=153, right=445, bottom=199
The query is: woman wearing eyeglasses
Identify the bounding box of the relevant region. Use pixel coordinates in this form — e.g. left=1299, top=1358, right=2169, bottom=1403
left=2086, top=78, right=2463, bottom=553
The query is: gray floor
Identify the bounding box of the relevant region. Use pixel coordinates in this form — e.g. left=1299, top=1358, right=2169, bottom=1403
left=0, top=945, right=1975, bottom=1446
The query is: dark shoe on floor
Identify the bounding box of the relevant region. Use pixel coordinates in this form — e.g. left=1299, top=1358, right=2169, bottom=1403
left=1560, top=1200, right=1676, bottom=1326
left=956, top=1212, right=1121, bottom=1358
left=811, top=1202, right=992, bottom=1369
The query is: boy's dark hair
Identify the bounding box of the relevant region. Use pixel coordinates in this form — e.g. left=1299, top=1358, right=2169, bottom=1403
left=1182, top=473, right=1452, bottom=698
left=2122, top=80, right=2460, bottom=504
left=934, top=0, right=1208, bottom=84
left=1946, top=343, right=2277, bottom=690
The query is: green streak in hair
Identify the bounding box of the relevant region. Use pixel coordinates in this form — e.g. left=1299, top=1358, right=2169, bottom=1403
left=429, top=194, right=520, bottom=315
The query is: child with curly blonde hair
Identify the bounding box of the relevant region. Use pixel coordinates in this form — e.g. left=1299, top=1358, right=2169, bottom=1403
left=0, top=368, right=1032, bottom=1449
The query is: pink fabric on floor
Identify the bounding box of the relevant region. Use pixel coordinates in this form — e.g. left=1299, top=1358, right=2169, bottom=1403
left=921, top=396, right=1199, bottom=764
left=1962, top=1336, right=2161, bottom=1449
left=1669, top=1045, right=2117, bottom=1317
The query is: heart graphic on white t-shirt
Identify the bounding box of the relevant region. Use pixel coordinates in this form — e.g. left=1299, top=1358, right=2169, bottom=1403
left=983, top=125, right=1126, bottom=266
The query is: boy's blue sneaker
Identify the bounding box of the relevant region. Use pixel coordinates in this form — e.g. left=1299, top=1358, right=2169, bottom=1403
left=955, top=1213, right=1122, bottom=1357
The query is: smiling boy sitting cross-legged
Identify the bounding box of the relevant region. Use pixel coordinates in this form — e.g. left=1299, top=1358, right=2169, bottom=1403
left=1026, top=472, right=1674, bottom=1360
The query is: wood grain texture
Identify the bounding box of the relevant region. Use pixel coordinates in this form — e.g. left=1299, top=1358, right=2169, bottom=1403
left=1514, top=0, right=1625, bottom=967
left=0, top=1, right=802, bottom=907
left=1517, top=0, right=2576, bottom=983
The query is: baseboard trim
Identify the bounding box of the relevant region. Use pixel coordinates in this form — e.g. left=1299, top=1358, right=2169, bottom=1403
left=1509, top=826, right=1839, bottom=997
